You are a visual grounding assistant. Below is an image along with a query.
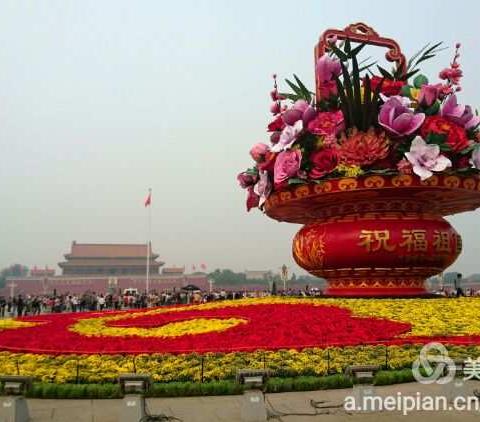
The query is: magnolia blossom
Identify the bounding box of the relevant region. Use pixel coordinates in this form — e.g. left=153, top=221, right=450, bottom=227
left=440, top=94, right=480, bottom=129
left=378, top=96, right=425, bottom=136
left=271, top=120, right=303, bottom=153
left=316, top=55, right=342, bottom=98
left=405, top=136, right=452, bottom=181
left=253, top=170, right=272, bottom=208
left=471, top=146, right=480, bottom=170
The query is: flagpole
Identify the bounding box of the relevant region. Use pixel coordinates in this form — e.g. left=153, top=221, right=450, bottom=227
left=146, top=188, right=152, bottom=296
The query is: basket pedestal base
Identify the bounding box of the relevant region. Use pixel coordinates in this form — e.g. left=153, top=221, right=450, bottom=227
left=292, top=212, right=462, bottom=298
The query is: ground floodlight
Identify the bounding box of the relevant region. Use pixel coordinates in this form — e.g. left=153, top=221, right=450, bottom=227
left=118, top=373, right=151, bottom=395
left=0, top=376, right=32, bottom=422
left=236, top=369, right=270, bottom=389
left=0, top=376, right=32, bottom=396
left=345, top=365, right=380, bottom=384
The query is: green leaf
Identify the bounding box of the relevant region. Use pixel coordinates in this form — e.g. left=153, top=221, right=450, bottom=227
left=351, top=53, right=362, bottom=129
left=335, top=78, right=351, bottom=128
left=344, top=39, right=352, bottom=55
left=287, top=178, right=307, bottom=185
left=363, top=74, right=372, bottom=130
left=413, top=74, right=429, bottom=88
left=377, top=65, right=393, bottom=80
left=350, top=43, right=366, bottom=57
left=285, top=79, right=303, bottom=97
left=340, top=61, right=354, bottom=126
left=400, top=85, right=412, bottom=98
left=329, top=45, right=348, bottom=62
left=293, top=74, right=312, bottom=103
left=403, top=69, right=421, bottom=80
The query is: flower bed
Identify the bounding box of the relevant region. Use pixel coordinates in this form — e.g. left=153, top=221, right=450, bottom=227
left=1, top=298, right=480, bottom=383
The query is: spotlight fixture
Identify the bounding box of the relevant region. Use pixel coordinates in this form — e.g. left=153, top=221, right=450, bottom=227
left=0, top=376, right=32, bottom=396
left=345, top=365, right=380, bottom=384
left=236, top=369, right=270, bottom=389
left=118, top=373, right=151, bottom=395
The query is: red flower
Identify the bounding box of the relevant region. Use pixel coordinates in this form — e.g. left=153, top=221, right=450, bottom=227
left=246, top=186, right=259, bottom=211
left=309, top=148, right=338, bottom=179
left=307, top=111, right=344, bottom=137
left=420, top=116, right=470, bottom=152
left=369, top=76, right=405, bottom=96
left=267, top=115, right=285, bottom=132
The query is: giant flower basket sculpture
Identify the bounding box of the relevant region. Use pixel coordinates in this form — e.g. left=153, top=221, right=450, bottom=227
left=238, top=23, right=480, bottom=297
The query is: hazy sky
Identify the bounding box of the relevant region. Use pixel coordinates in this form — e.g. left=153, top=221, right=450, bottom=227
left=1, top=0, right=479, bottom=275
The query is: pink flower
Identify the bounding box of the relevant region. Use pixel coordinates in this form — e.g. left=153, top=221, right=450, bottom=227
left=316, top=55, right=342, bottom=98
left=273, top=149, right=302, bottom=187
left=271, top=120, right=303, bottom=153
left=418, top=84, right=442, bottom=107
left=405, top=136, right=451, bottom=181
left=439, top=67, right=462, bottom=85
left=378, top=96, right=425, bottom=136
left=396, top=159, right=413, bottom=175
left=302, top=106, right=318, bottom=125
left=253, top=171, right=272, bottom=208
left=316, top=55, right=341, bottom=83
left=440, top=94, right=480, bottom=129
left=246, top=187, right=259, bottom=211
left=270, top=102, right=281, bottom=115
left=249, top=143, right=270, bottom=162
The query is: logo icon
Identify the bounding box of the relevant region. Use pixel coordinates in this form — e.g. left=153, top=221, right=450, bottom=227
left=412, top=342, right=455, bottom=384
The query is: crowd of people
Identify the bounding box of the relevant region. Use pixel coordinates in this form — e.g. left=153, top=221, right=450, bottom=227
left=0, top=286, right=322, bottom=318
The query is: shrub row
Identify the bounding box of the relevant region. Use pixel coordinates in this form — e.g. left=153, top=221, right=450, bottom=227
left=6, top=369, right=418, bottom=399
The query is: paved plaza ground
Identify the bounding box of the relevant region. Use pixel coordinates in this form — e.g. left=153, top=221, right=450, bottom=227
left=13, top=381, right=480, bottom=421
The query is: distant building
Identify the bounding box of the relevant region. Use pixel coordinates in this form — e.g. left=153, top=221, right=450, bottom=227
left=30, top=266, right=55, bottom=277
left=58, top=241, right=163, bottom=276
left=162, top=267, right=185, bottom=275
left=245, top=270, right=272, bottom=280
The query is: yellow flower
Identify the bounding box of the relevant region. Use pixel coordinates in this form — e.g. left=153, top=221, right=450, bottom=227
left=336, top=164, right=364, bottom=177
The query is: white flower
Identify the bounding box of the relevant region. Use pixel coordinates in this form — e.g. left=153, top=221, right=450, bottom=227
left=271, top=120, right=303, bottom=153
left=405, top=136, right=452, bottom=181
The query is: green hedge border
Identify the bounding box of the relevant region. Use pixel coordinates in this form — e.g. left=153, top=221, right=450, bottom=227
left=0, top=369, right=417, bottom=399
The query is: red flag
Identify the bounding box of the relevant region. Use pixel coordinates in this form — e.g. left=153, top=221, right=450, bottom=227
left=144, top=190, right=151, bottom=207
left=200, top=263, right=207, bottom=270
left=192, top=264, right=196, bottom=271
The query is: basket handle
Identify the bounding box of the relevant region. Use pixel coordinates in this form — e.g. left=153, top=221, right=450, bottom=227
left=314, top=22, right=406, bottom=100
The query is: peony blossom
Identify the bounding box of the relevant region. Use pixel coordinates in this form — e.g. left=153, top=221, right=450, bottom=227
left=370, top=76, right=405, bottom=97
left=307, top=110, right=344, bottom=137
left=471, top=147, right=480, bottom=170
left=420, top=115, right=470, bottom=153
left=249, top=143, right=270, bottom=162
left=253, top=171, right=272, bottom=208
left=309, top=148, right=338, bottom=179
left=405, top=136, right=452, bottom=181
left=271, top=120, right=303, bottom=153
left=273, top=149, right=302, bottom=187
left=418, top=83, right=442, bottom=107
left=237, top=172, right=258, bottom=189
left=440, top=94, right=480, bottom=129
left=378, top=96, right=425, bottom=136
